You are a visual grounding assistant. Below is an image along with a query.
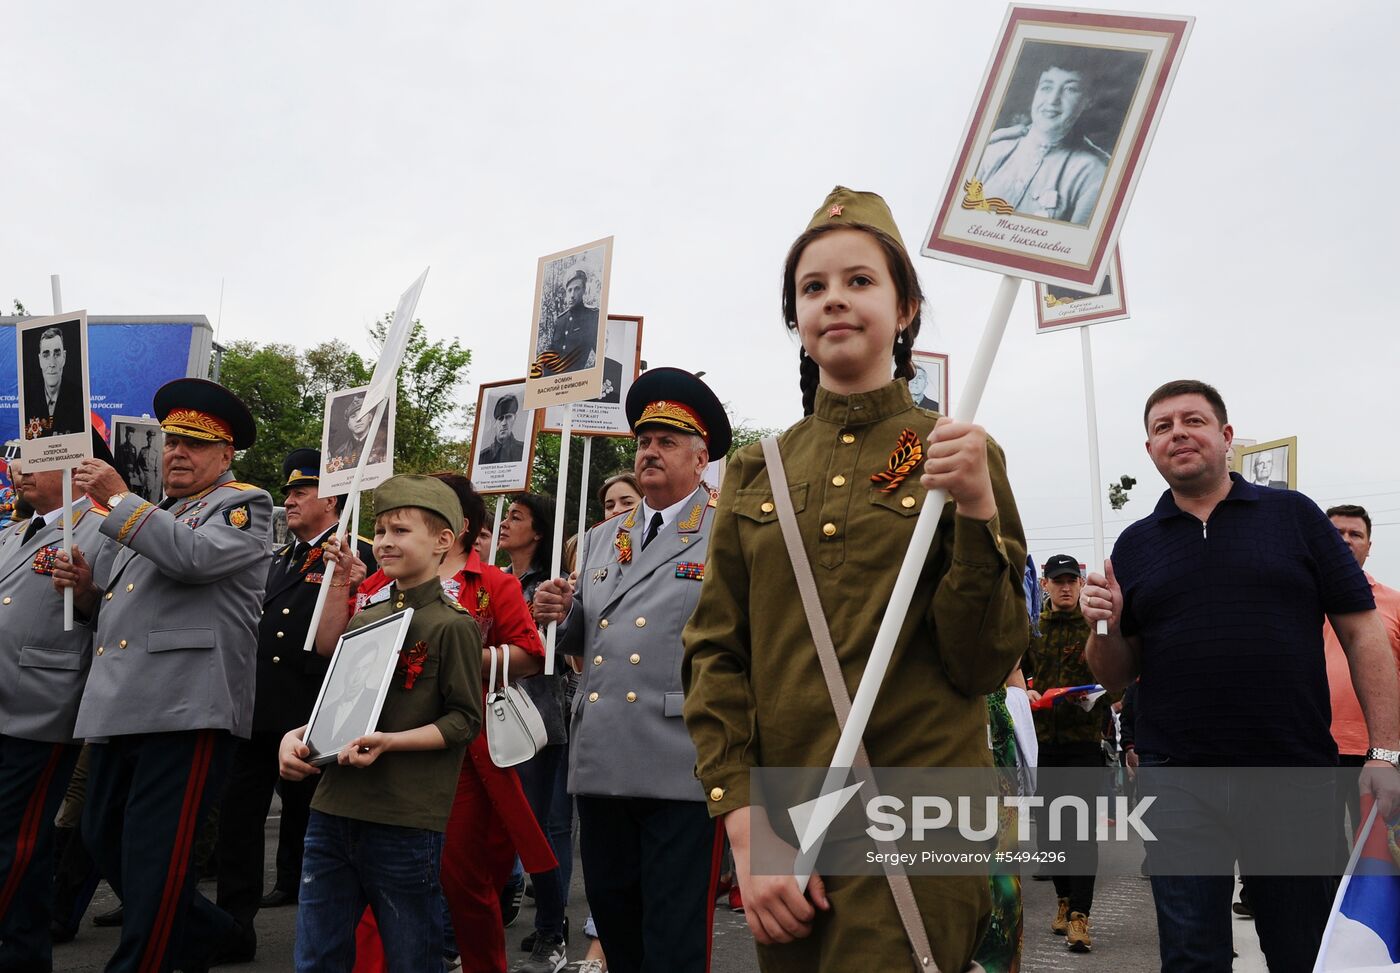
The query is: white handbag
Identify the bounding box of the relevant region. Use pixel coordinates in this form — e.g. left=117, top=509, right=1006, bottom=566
left=484, top=645, right=548, bottom=768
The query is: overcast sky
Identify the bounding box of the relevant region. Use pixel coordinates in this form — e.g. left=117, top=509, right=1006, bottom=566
left=6, top=1, right=1400, bottom=581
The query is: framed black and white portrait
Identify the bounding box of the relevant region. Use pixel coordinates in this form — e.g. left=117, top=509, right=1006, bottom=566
left=524, top=237, right=613, bottom=410
left=16, top=311, right=92, bottom=470
left=909, top=350, right=950, bottom=416
left=319, top=384, right=396, bottom=497
left=923, top=6, right=1193, bottom=290
left=1237, top=438, right=1296, bottom=491
left=1035, top=248, right=1129, bottom=332
left=110, top=415, right=164, bottom=502
left=303, top=609, right=415, bottom=765
left=469, top=378, right=539, bottom=495
left=542, top=315, right=643, bottom=437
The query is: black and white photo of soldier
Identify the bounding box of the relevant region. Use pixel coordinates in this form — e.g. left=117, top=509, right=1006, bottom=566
left=478, top=392, right=526, bottom=466
left=21, top=322, right=85, bottom=439
left=113, top=422, right=163, bottom=501
left=908, top=364, right=941, bottom=413
left=1247, top=447, right=1290, bottom=490
left=536, top=268, right=599, bottom=375
left=325, top=391, right=389, bottom=473
left=975, top=42, right=1148, bottom=226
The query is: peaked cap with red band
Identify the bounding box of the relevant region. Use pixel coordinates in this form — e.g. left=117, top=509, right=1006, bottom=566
left=153, top=378, right=257, bottom=450
left=625, top=366, right=731, bottom=457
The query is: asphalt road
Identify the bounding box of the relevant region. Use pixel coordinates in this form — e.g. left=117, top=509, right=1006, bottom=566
left=54, top=813, right=1269, bottom=971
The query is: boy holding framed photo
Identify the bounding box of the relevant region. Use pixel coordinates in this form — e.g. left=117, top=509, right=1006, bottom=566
left=278, top=475, right=483, bottom=971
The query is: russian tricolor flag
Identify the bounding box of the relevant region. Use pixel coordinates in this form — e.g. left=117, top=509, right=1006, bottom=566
left=1314, top=799, right=1400, bottom=972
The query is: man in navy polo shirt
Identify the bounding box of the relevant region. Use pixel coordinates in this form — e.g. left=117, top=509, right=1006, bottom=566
left=1080, top=379, right=1400, bottom=971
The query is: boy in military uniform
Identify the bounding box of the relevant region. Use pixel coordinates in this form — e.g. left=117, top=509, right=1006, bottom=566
left=213, top=448, right=377, bottom=960
left=279, top=474, right=483, bottom=971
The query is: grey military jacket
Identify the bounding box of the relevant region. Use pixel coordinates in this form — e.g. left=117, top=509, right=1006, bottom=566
left=73, top=471, right=272, bottom=740
left=0, top=500, right=113, bottom=744
left=560, top=484, right=713, bottom=802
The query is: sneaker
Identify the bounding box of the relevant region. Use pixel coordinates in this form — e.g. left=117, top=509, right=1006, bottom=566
left=522, top=917, right=569, bottom=953
left=1051, top=897, right=1070, bottom=935
left=501, top=881, right=524, bottom=928
left=444, top=957, right=462, bottom=972
left=728, top=885, right=744, bottom=914
left=518, top=934, right=567, bottom=973
left=1066, top=912, right=1092, bottom=952
left=572, top=962, right=605, bottom=973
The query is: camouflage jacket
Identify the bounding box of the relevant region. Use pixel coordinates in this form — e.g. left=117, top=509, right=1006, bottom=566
left=1024, top=607, right=1116, bottom=746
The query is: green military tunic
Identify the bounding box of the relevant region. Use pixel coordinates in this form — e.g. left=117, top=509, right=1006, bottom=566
left=310, top=577, right=483, bottom=832
left=682, top=380, right=1029, bottom=973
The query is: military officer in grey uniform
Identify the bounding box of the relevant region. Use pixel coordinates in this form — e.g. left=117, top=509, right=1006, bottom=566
left=535, top=367, right=732, bottom=973
left=0, top=429, right=117, bottom=972
left=57, top=378, right=270, bottom=973
left=541, top=269, right=600, bottom=374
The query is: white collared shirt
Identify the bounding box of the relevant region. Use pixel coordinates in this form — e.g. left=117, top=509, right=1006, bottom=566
left=638, top=490, right=697, bottom=534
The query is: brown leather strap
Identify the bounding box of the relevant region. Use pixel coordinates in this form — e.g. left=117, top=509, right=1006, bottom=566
left=760, top=437, right=942, bottom=973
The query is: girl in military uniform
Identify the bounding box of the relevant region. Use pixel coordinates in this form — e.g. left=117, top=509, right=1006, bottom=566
left=682, top=187, right=1029, bottom=973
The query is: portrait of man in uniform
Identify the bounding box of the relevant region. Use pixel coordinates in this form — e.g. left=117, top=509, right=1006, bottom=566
left=538, top=269, right=599, bottom=376
left=112, top=418, right=164, bottom=502
left=909, top=350, right=948, bottom=415
left=478, top=392, right=525, bottom=466
left=20, top=321, right=86, bottom=440
left=1246, top=446, right=1290, bottom=490
left=974, top=41, right=1148, bottom=226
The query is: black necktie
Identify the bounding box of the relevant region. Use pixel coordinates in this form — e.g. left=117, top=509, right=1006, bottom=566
left=641, top=512, right=663, bottom=550
left=287, top=542, right=308, bottom=577
left=22, top=516, right=44, bottom=544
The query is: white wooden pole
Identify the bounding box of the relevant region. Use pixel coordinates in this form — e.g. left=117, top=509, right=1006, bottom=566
left=796, top=274, right=1021, bottom=890
left=488, top=495, right=505, bottom=565
left=576, top=436, right=593, bottom=541
left=544, top=404, right=573, bottom=675
left=301, top=398, right=389, bottom=652
left=51, top=275, right=75, bottom=631
left=1080, top=327, right=1108, bottom=636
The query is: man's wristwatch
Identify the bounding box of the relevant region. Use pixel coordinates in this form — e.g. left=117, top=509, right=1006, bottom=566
left=107, top=492, right=129, bottom=510
left=1365, top=747, right=1400, bottom=769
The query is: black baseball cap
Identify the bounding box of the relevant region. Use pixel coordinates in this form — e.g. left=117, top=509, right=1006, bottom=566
left=1043, top=554, right=1083, bottom=579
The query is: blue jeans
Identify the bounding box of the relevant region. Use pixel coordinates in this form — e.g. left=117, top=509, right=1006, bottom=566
left=1138, top=755, right=1340, bottom=972
left=515, top=742, right=572, bottom=938
left=295, top=811, right=445, bottom=973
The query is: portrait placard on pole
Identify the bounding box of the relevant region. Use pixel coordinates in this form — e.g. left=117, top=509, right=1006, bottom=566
left=1235, top=437, right=1297, bottom=490
left=467, top=378, right=540, bottom=496
left=1034, top=248, right=1129, bottom=332
left=908, top=350, right=950, bottom=415
left=922, top=6, right=1193, bottom=289
left=364, top=268, right=428, bottom=413
left=319, top=384, right=397, bottom=498
left=541, top=315, right=643, bottom=436
left=17, top=312, right=93, bottom=471
left=523, top=238, right=613, bottom=411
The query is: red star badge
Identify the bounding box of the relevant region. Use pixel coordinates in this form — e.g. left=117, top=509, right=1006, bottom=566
left=829, top=204, right=844, bottom=217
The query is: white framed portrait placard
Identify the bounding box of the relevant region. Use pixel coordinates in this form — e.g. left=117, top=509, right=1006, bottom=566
left=468, top=378, right=540, bottom=496
left=541, top=315, right=644, bottom=437
left=909, top=351, right=950, bottom=416
left=304, top=608, right=415, bottom=766
left=922, top=6, right=1193, bottom=290
left=110, top=414, right=164, bottom=503
left=16, top=311, right=93, bottom=471
left=319, top=384, right=397, bottom=498
left=524, top=237, right=614, bottom=411
left=1034, top=248, right=1129, bottom=332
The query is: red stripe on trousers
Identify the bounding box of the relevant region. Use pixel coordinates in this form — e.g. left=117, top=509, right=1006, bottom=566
left=0, top=743, right=65, bottom=920
left=139, top=731, right=215, bottom=973
left=704, top=822, right=725, bottom=973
